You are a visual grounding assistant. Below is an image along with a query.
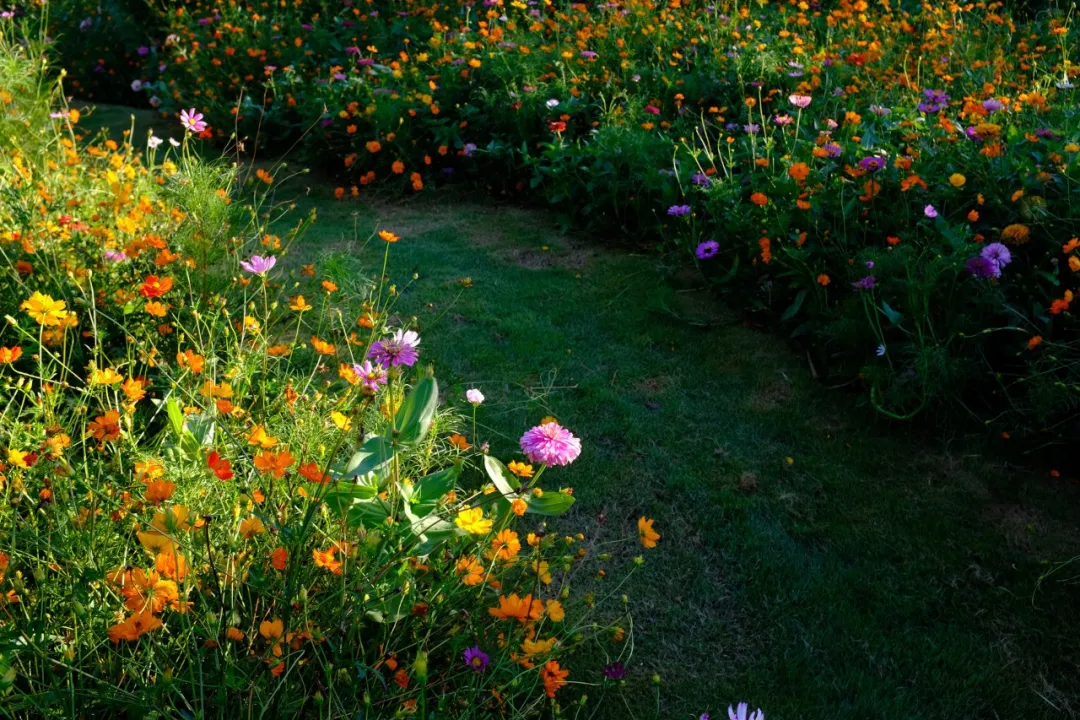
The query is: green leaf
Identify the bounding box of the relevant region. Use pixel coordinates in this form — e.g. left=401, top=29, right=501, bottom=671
left=484, top=455, right=521, bottom=495
left=881, top=302, right=903, bottom=325
left=344, top=435, right=395, bottom=477
left=526, top=492, right=576, bottom=516
left=345, top=497, right=392, bottom=528
left=412, top=465, right=461, bottom=514
left=781, top=289, right=807, bottom=321
left=164, top=396, right=185, bottom=438
left=319, top=478, right=380, bottom=516
left=395, top=375, right=438, bottom=446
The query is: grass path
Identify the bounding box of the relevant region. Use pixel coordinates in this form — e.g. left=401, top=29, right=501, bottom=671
left=84, top=101, right=1080, bottom=718
left=296, top=195, right=1080, bottom=719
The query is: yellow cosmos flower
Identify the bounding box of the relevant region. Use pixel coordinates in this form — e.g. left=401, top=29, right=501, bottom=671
left=454, top=507, right=492, bottom=535
left=21, top=292, right=69, bottom=326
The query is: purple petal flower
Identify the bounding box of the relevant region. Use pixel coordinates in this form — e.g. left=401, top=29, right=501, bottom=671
left=352, top=360, right=388, bottom=392
left=368, top=329, right=420, bottom=368
left=464, top=647, right=489, bottom=672
left=965, top=255, right=1000, bottom=279
left=696, top=240, right=720, bottom=260
left=603, top=662, right=627, bottom=679
left=924, top=205, right=938, bottom=219
left=980, top=242, right=1011, bottom=270
left=239, top=255, right=276, bottom=275
left=852, top=275, right=876, bottom=290
left=667, top=205, right=691, bottom=217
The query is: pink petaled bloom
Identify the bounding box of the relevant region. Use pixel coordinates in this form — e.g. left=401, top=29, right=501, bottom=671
left=180, top=108, right=208, bottom=133
left=466, top=388, right=485, bottom=405
left=924, top=204, right=938, bottom=218
left=368, top=329, right=420, bottom=368
left=239, top=255, right=277, bottom=274
left=644, top=104, right=661, bottom=115
left=520, top=422, right=581, bottom=466
left=352, top=360, right=388, bottom=392
left=788, top=94, right=812, bottom=109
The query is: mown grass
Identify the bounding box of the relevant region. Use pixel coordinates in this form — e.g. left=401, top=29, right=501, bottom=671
left=85, top=105, right=1080, bottom=718
left=288, top=194, right=1080, bottom=719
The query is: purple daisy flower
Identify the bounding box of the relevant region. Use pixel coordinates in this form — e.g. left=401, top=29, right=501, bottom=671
left=464, top=646, right=489, bottom=672
left=603, top=662, right=627, bottom=680
left=965, top=255, right=1000, bottom=279
left=696, top=240, right=720, bottom=260
left=180, top=108, right=208, bottom=134
left=352, top=360, right=388, bottom=392
left=368, top=329, right=420, bottom=368
left=667, top=205, right=691, bottom=217
left=520, top=421, right=582, bottom=466
left=980, top=242, right=1011, bottom=270
left=857, top=156, right=886, bottom=172
left=239, top=254, right=277, bottom=275
left=728, top=703, right=765, bottom=720
left=852, top=275, right=876, bottom=290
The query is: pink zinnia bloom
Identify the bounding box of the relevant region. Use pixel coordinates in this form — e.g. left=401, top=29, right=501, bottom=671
left=239, top=255, right=277, bottom=274
left=788, top=94, right=812, bottom=109
left=520, top=422, right=581, bottom=466
left=466, top=388, right=485, bottom=405
left=368, top=329, right=420, bottom=368
left=180, top=108, right=208, bottom=133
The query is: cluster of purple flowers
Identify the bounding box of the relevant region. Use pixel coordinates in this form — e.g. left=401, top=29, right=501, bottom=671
left=965, top=242, right=1012, bottom=279
left=917, top=88, right=950, bottom=113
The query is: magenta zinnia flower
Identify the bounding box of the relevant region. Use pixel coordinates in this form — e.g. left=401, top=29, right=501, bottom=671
left=520, top=422, right=581, bottom=466
left=180, top=108, right=208, bottom=134
left=239, top=254, right=277, bottom=274
left=368, top=329, right=420, bottom=368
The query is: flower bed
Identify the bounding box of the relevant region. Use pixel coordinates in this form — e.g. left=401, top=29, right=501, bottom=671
left=0, top=33, right=699, bottom=717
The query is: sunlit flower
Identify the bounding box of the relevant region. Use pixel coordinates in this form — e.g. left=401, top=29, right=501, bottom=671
left=368, top=329, right=420, bottom=367
left=180, top=108, right=208, bottom=133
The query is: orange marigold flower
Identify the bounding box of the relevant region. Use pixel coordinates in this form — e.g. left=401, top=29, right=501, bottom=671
left=1001, top=224, right=1031, bottom=245
left=1026, top=335, right=1043, bottom=350
left=391, top=160, right=405, bottom=174
left=788, top=162, right=810, bottom=182
left=816, top=274, right=831, bottom=286
left=145, top=479, right=176, bottom=504
left=750, top=192, right=768, bottom=206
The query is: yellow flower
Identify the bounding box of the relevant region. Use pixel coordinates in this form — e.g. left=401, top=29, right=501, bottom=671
left=948, top=173, right=966, bottom=187
left=289, top=295, right=312, bottom=312
left=455, top=507, right=492, bottom=535
left=331, top=411, right=352, bottom=431
left=522, top=636, right=558, bottom=657
left=7, top=448, right=29, bottom=469
left=21, top=292, right=69, bottom=326
left=90, top=368, right=124, bottom=385
left=507, top=460, right=534, bottom=478
left=545, top=599, right=565, bottom=622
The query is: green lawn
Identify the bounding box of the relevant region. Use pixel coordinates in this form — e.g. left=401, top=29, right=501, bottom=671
left=285, top=193, right=1080, bottom=719
left=86, top=104, right=1080, bottom=717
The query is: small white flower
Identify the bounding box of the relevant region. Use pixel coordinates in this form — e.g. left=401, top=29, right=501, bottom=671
left=147, top=135, right=163, bottom=149
left=876, top=344, right=887, bottom=357
left=131, top=79, right=143, bottom=92
left=545, top=98, right=559, bottom=108
left=168, top=137, right=181, bottom=148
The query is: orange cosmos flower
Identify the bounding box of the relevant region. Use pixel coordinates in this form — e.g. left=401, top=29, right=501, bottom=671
left=139, top=275, right=173, bottom=298
left=270, top=547, right=288, bottom=571
left=313, top=546, right=342, bottom=574
left=540, top=660, right=569, bottom=697
left=750, top=192, right=769, bottom=206
left=108, top=610, right=163, bottom=643
left=254, top=450, right=295, bottom=478
left=488, top=594, right=544, bottom=623
left=638, top=516, right=660, bottom=548
left=310, top=336, right=336, bottom=355
left=0, top=346, right=22, bottom=364
left=378, top=230, right=400, bottom=243
left=88, top=409, right=122, bottom=442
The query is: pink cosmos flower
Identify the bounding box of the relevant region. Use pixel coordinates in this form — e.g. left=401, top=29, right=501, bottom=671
left=520, top=422, right=581, bottom=466
left=352, top=360, right=388, bottom=392
left=788, top=94, right=812, bottom=109
left=239, top=255, right=277, bottom=274
left=180, top=108, right=208, bottom=134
